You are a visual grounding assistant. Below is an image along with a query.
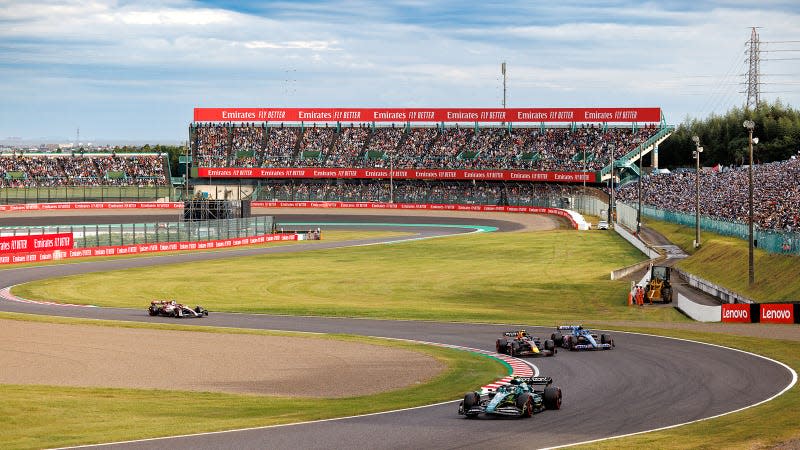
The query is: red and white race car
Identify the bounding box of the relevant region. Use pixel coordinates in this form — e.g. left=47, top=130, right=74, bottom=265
left=148, top=300, right=209, bottom=318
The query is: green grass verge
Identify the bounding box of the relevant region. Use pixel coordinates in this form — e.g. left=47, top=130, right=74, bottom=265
left=645, top=219, right=800, bottom=301
left=8, top=222, right=800, bottom=448
left=578, top=325, right=799, bottom=449
left=13, top=229, right=687, bottom=324
left=0, top=312, right=506, bottom=450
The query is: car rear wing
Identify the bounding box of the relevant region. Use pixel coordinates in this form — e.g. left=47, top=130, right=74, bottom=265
left=502, top=331, right=527, bottom=337
left=557, top=325, right=582, bottom=331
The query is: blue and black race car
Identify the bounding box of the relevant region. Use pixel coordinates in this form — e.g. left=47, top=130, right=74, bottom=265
left=495, top=330, right=557, bottom=357
left=458, top=376, right=562, bottom=419
left=552, top=325, right=614, bottom=351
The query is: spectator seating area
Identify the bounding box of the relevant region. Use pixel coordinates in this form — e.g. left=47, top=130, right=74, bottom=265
left=0, top=153, right=169, bottom=187
left=191, top=123, right=660, bottom=172
left=253, top=179, right=586, bottom=207
left=617, top=156, right=800, bottom=232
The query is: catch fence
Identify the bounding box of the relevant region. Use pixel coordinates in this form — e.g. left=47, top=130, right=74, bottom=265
left=0, top=216, right=275, bottom=248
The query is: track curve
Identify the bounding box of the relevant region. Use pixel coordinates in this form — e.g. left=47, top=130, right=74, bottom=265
left=0, top=212, right=794, bottom=449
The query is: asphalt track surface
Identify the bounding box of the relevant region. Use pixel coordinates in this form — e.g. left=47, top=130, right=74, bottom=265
left=0, top=213, right=794, bottom=450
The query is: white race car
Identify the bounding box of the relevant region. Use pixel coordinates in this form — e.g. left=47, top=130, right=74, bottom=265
left=148, top=300, right=209, bottom=318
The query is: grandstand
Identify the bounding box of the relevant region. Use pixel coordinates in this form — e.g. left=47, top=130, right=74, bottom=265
left=189, top=107, right=670, bottom=178
left=186, top=106, right=670, bottom=225
left=0, top=153, right=170, bottom=187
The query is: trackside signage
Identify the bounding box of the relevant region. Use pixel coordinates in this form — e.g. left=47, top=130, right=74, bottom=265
left=721, top=304, right=751, bottom=323
left=0, top=233, right=73, bottom=254
left=760, top=304, right=794, bottom=324
left=193, top=107, right=663, bottom=123
left=0, top=234, right=297, bottom=266
left=0, top=202, right=181, bottom=212
left=197, top=168, right=597, bottom=183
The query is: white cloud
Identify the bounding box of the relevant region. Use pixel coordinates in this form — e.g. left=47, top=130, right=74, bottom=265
left=0, top=0, right=798, bottom=140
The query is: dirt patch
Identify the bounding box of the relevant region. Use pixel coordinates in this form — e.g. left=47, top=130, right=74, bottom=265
left=0, top=319, right=445, bottom=397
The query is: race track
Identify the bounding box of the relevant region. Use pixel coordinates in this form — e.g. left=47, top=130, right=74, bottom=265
left=0, top=211, right=794, bottom=449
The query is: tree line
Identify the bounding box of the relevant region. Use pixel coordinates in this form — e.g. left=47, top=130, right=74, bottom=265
left=657, top=100, right=800, bottom=169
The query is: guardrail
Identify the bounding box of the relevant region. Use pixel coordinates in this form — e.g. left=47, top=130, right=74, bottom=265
left=671, top=267, right=757, bottom=305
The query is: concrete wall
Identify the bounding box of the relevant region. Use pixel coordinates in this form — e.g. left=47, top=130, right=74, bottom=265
left=611, top=259, right=655, bottom=281
left=613, top=222, right=661, bottom=259
left=677, top=293, right=721, bottom=322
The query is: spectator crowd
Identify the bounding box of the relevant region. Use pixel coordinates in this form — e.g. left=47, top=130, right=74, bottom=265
left=254, top=179, right=582, bottom=208
left=190, top=123, right=660, bottom=172
left=617, top=156, right=800, bottom=231
left=0, top=153, right=168, bottom=187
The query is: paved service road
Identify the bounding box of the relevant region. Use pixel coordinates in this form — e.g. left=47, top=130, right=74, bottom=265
left=0, top=214, right=794, bottom=449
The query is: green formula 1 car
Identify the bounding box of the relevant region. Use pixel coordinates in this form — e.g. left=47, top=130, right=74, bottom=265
left=458, top=376, right=562, bottom=419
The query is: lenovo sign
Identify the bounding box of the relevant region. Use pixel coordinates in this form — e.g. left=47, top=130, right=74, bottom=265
left=721, top=304, right=751, bottom=323
left=759, top=304, right=795, bottom=324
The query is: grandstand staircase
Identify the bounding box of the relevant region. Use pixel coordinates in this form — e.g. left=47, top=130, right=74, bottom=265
left=600, top=125, right=675, bottom=183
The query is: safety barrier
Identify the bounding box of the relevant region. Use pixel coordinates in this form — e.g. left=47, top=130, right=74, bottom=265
left=676, top=293, right=721, bottom=322
left=251, top=200, right=588, bottom=230
left=0, top=201, right=181, bottom=212
left=0, top=233, right=298, bottom=266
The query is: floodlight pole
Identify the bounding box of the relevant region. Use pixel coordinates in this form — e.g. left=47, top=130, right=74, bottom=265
left=743, top=120, right=755, bottom=285
left=637, top=144, right=642, bottom=233
left=692, top=136, right=703, bottom=248
left=609, top=144, right=615, bottom=226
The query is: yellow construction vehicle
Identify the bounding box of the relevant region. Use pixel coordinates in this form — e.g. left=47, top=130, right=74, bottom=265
left=644, top=265, right=673, bottom=304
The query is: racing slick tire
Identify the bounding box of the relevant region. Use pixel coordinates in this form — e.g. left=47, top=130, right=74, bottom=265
left=551, top=332, right=563, bottom=347
left=462, top=392, right=480, bottom=418
left=148, top=307, right=158, bottom=316
left=516, top=392, right=533, bottom=418
left=544, top=339, right=556, bottom=355
left=496, top=339, right=507, bottom=355
left=543, top=386, right=562, bottom=410
left=510, top=341, right=520, bottom=357
left=663, top=287, right=673, bottom=303
left=566, top=335, right=576, bottom=351
left=600, top=334, right=612, bottom=347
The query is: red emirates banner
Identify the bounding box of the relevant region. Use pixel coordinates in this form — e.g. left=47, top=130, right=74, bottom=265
left=759, top=304, right=794, bottom=324
left=0, top=202, right=181, bottom=212
left=0, top=234, right=297, bottom=265
left=0, top=233, right=73, bottom=254
left=197, top=167, right=596, bottom=183
left=721, top=304, right=752, bottom=323
left=193, top=107, right=661, bottom=123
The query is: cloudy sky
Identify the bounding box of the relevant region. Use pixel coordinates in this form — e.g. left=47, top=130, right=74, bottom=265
left=1, top=0, right=799, bottom=143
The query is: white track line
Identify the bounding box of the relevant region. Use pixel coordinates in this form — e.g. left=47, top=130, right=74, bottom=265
left=542, top=329, right=798, bottom=449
